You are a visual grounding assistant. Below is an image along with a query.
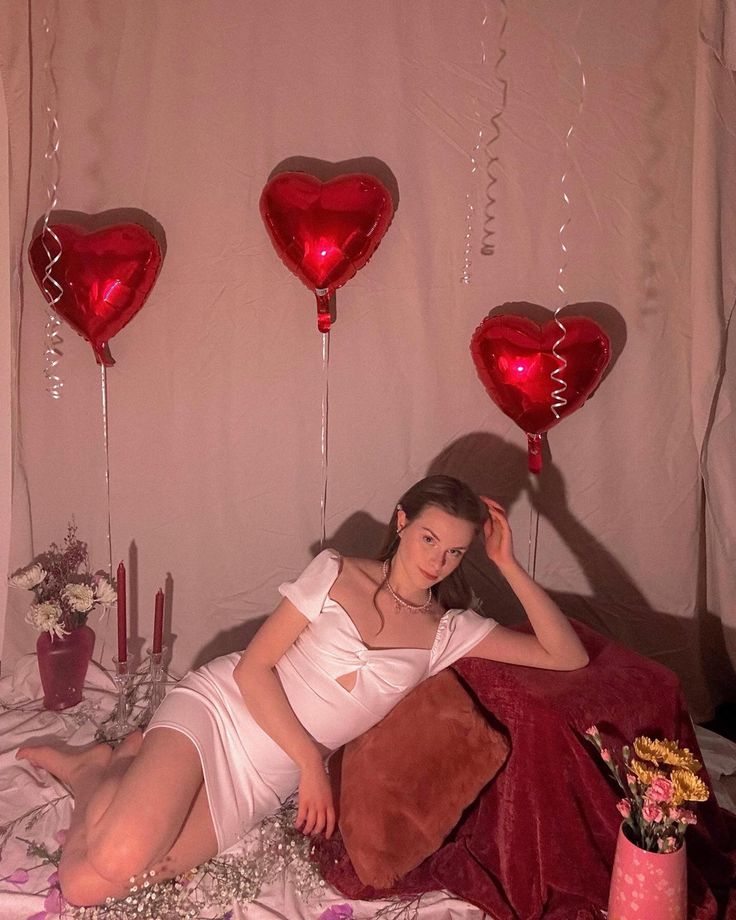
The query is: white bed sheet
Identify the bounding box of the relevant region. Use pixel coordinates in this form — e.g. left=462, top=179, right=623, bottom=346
left=0, top=658, right=491, bottom=920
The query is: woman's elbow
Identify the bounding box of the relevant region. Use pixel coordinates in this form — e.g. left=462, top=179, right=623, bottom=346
left=233, top=653, right=269, bottom=698
left=562, top=649, right=590, bottom=670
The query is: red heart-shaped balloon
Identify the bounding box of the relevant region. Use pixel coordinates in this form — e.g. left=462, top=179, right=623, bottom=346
left=259, top=172, right=393, bottom=332
left=471, top=313, right=610, bottom=468
left=28, top=222, right=163, bottom=366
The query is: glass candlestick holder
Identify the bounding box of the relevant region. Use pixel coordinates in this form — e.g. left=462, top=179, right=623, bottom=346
left=147, top=645, right=167, bottom=715
left=111, top=656, right=135, bottom=736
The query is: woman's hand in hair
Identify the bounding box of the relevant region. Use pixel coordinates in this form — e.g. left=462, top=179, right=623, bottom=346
left=480, top=497, right=515, bottom=570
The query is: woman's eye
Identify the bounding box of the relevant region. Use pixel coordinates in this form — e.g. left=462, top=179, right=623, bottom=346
left=450, top=549, right=463, bottom=557
left=422, top=535, right=434, bottom=544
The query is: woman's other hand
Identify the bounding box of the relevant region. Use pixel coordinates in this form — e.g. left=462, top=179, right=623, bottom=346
left=295, top=758, right=336, bottom=838
left=480, top=497, right=515, bottom=570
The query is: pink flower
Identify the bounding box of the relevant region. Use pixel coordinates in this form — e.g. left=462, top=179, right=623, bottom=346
left=5, top=868, right=30, bottom=885
left=646, top=776, right=673, bottom=804
left=319, top=906, right=354, bottom=920
left=642, top=803, right=665, bottom=823
left=43, top=886, right=62, bottom=914
left=46, top=871, right=59, bottom=886
left=53, top=829, right=68, bottom=845
left=600, top=749, right=612, bottom=763
left=672, top=808, right=697, bottom=825
left=616, top=799, right=631, bottom=819
left=585, top=725, right=599, bottom=737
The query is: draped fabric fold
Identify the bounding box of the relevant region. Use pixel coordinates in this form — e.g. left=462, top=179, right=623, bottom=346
left=0, top=0, right=734, bottom=722
left=700, top=0, right=736, bottom=69
left=0, top=1, right=33, bottom=672
left=692, top=7, right=736, bottom=711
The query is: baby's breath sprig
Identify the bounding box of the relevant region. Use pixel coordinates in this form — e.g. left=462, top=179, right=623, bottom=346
left=371, top=894, right=424, bottom=919
left=66, top=800, right=325, bottom=920
left=18, top=836, right=62, bottom=866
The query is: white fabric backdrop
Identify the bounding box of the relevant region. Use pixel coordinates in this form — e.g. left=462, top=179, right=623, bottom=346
left=1, top=0, right=734, bottom=722
left=697, top=0, right=736, bottom=711
left=0, top=51, right=11, bottom=663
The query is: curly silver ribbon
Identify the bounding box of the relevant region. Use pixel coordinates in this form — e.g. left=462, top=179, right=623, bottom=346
left=551, top=44, right=587, bottom=419
left=40, top=8, right=64, bottom=400
left=462, top=1, right=508, bottom=281
left=480, top=0, right=508, bottom=258
left=460, top=4, right=486, bottom=284
left=319, top=331, right=331, bottom=549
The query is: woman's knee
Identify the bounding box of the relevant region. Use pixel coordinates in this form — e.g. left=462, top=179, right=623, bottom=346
left=58, top=858, right=121, bottom=908
left=87, top=832, right=151, bottom=887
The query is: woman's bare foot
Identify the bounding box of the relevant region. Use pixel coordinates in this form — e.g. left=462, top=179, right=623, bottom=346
left=16, top=742, right=113, bottom=791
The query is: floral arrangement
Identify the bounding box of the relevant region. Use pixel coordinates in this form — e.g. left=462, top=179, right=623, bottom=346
left=8, top=522, right=116, bottom=639
left=584, top=725, right=710, bottom=853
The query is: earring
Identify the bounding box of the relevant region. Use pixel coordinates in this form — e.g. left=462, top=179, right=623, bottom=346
left=396, top=505, right=406, bottom=536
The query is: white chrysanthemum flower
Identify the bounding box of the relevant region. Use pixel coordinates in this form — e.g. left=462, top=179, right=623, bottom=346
left=63, top=583, right=94, bottom=613
left=93, top=575, right=117, bottom=606
left=9, top=563, right=47, bottom=590
left=26, top=602, right=68, bottom=638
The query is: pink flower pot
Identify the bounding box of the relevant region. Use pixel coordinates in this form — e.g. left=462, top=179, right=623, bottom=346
left=607, top=823, right=686, bottom=920
left=36, top=625, right=95, bottom=710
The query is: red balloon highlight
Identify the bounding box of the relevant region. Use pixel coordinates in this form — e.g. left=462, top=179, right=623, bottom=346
left=259, top=172, right=393, bottom=332
left=28, top=222, right=163, bottom=366
left=470, top=313, right=611, bottom=471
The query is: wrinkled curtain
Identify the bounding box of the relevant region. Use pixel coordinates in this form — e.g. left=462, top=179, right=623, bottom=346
left=0, top=66, right=11, bottom=661
left=0, top=0, right=733, bottom=722
left=0, top=0, right=31, bottom=671
left=696, top=0, right=736, bottom=710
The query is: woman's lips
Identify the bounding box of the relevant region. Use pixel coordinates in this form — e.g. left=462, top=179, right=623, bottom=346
left=420, top=567, right=438, bottom=581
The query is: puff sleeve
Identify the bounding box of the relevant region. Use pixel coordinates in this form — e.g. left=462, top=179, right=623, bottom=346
left=428, top=608, right=498, bottom=676
left=277, top=548, right=341, bottom=622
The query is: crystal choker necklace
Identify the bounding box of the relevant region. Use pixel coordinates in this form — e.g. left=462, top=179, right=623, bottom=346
left=382, top=559, right=433, bottom=612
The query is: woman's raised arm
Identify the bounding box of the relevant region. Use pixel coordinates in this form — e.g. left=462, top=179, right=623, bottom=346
left=233, top=600, right=336, bottom=837
left=466, top=498, right=589, bottom=671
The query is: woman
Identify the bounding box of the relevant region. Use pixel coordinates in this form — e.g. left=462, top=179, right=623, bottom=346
left=17, top=475, right=588, bottom=906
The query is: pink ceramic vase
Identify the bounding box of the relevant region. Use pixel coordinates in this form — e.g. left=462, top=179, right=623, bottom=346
left=36, top=625, right=95, bottom=710
left=607, top=822, right=687, bottom=920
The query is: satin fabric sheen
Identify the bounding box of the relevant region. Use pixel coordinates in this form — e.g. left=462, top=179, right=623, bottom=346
left=146, top=550, right=497, bottom=852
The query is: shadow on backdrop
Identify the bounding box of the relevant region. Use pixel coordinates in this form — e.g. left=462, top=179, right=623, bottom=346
left=191, top=431, right=730, bottom=721
left=428, top=432, right=726, bottom=720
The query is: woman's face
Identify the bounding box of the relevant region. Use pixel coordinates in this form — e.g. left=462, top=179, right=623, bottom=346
left=394, top=504, right=477, bottom=589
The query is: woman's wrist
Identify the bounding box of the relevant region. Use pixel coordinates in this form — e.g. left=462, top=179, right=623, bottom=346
left=492, top=554, right=523, bottom=579
left=297, top=745, right=325, bottom=773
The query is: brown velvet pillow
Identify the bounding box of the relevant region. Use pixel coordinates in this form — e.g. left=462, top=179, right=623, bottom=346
left=329, top=670, right=509, bottom=889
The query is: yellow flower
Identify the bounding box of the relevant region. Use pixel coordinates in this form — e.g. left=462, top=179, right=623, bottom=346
left=629, top=758, right=660, bottom=786
left=671, top=768, right=710, bottom=805
left=657, top=740, right=702, bottom=772
left=633, top=737, right=670, bottom=765
left=632, top=737, right=702, bottom=773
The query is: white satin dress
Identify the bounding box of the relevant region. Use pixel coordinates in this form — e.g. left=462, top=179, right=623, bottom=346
left=145, top=549, right=497, bottom=853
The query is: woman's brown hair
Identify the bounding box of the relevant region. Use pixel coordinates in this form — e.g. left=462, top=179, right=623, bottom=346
left=378, top=474, right=487, bottom=611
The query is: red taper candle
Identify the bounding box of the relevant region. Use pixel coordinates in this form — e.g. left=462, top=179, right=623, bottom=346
left=116, top=561, right=127, bottom=663
left=153, top=588, right=164, bottom=655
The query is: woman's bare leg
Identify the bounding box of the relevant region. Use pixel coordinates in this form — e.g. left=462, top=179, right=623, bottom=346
left=17, top=728, right=218, bottom=906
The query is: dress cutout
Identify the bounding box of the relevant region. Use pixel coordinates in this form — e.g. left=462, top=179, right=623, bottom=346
left=146, top=548, right=497, bottom=853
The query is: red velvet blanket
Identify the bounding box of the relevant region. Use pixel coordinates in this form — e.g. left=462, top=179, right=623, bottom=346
left=314, top=623, right=736, bottom=919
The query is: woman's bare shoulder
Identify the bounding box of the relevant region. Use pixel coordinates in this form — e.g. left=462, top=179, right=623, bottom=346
left=340, top=555, right=383, bottom=586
